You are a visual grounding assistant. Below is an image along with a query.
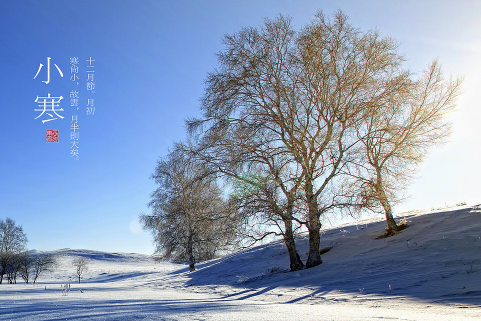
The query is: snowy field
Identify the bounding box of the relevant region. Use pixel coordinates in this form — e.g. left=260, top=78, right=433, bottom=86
left=0, top=205, right=480, bottom=320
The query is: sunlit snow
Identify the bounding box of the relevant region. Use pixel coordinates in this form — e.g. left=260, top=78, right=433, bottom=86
left=0, top=205, right=480, bottom=320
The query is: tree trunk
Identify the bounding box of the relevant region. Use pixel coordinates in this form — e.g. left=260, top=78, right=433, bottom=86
left=306, top=221, right=322, bottom=268
left=379, top=192, right=398, bottom=232
left=282, top=218, right=304, bottom=271
left=375, top=173, right=398, bottom=232
left=187, top=233, right=195, bottom=272
left=305, top=186, right=322, bottom=268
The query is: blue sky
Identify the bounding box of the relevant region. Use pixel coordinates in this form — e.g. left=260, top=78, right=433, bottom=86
left=0, top=0, right=480, bottom=254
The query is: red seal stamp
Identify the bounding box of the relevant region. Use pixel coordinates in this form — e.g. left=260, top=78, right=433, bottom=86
left=46, top=130, right=59, bottom=143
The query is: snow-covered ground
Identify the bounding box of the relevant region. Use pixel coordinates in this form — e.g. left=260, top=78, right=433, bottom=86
left=0, top=205, right=480, bottom=320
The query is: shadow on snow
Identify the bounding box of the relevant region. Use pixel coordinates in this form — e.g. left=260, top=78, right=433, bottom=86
left=182, top=207, right=481, bottom=306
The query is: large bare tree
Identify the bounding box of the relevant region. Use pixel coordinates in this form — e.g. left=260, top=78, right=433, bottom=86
left=191, top=11, right=412, bottom=268
left=187, top=16, right=306, bottom=271
left=353, top=60, right=462, bottom=234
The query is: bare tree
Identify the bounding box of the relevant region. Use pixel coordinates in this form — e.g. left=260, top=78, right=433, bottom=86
left=0, top=218, right=28, bottom=283
left=141, top=146, right=238, bottom=272
left=186, top=117, right=306, bottom=271
left=190, top=11, right=410, bottom=268
left=353, top=60, right=462, bottom=234
left=72, top=257, right=89, bottom=283
left=18, top=251, right=34, bottom=284
left=230, top=169, right=305, bottom=271
left=6, top=253, right=22, bottom=284
left=32, top=254, right=56, bottom=284
left=187, top=14, right=315, bottom=270
left=294, top=11, right=417, bottom=267
left=17, top=252, right=56, bottom=284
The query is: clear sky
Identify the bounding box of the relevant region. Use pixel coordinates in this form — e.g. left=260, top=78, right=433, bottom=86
left=0, top=0, right=480, bottom=254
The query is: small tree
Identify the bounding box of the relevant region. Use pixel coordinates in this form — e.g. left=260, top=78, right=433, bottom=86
left=17, top=252, right=56, bottom=284
left=6, top=253, right=22, bottom=284
left=32, top=254, right=56, bottom=284
left=18, top=252, right=34, bottom=284
left=72, top=257, right=89, bottom=283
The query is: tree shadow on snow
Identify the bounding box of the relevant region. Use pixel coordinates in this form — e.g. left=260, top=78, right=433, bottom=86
left=183, top=207, right=481, bottom=306
left=0, top=298, right=244, bottom=321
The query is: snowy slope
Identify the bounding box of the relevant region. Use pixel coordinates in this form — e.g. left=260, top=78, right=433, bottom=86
left=0, top=205, right=480, bottom=320
left=157, top=205, right=481, bottom=306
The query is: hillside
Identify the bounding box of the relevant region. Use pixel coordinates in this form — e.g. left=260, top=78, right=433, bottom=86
left=0, top=205, right=480, bottom=320
left=155, top=204, right=481, bottom=306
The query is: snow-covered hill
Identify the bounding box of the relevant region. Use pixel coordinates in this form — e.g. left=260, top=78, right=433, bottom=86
left=0, top=205, right=480, bottom=320
left=173, top=204, right=481, bottom=305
